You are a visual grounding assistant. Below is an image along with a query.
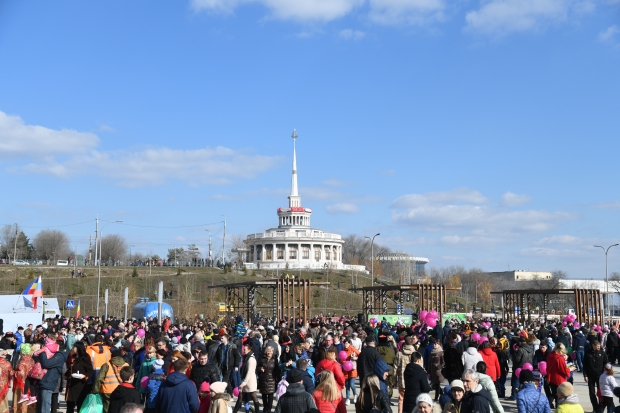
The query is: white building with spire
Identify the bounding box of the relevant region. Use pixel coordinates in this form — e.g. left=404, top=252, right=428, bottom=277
left=243, top=130, right=366, bottom=272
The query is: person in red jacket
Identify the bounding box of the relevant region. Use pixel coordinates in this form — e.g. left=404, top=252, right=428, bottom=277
left=546, top=343, right=571, bottom=407
left=312, top=370, right=346, bottom=413
left=479, top=342, right=500, bottom=382
left=315, top=349, right=345, bottom=390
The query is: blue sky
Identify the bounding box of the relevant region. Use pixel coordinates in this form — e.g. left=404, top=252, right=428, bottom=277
left=0, top=0, right=619, bottom=277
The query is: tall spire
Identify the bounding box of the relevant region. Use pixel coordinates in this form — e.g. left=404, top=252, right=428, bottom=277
left=288, top=129, right=301, bottom=208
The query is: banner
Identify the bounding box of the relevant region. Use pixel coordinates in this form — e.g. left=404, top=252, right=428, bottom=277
left=368, top=314, right=413, bottom=326
left=442, top=312, right=468, bottom=324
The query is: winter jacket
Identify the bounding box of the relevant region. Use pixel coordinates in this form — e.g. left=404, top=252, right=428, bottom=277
left=443, top=346, right=464, bottom=383
left=93, top=356, right=129, bottom=395
left=39, top=351, right=68, bottom=391
left=514, top=344, right=534, bottom=369
left=376, top=344, right=396, bottom=371
left=606, top=331, right=619, bottom=348
left=546, top=352, right=570, bottom=386
left=65, top=355, right=94, bottom=403
left=240, top=351, right=258, bottom=393
left=395, top=344, right=415, bottom=388
left=555, top=394, right=584, bottom=413
left=583, top=348, right=607, bottom=379
left=221, top=343, right=241, bottom=370
left=190, top=361, right=220, bottom=389
left=461, top=384, right=491, bottom=413
left=147, top=369, right=166, bottom=409
left=258, top=356, right=278, bottom=394
left=108, top=383, right=141, bottom=413
left=478, top=373, right=504, bottom=413
left=301, top=369, right=315, bottom=394
left=137, top=356, right=156, bottom=394
left=357, top=346, right=382, bottom=381
left=532, top=349, right=548, bottom=370
left=516, top=383, right=551, bottom=413
left=315, top=358, right=345, bottom=389
left=274, top=382, right=317, bottom=413
left=462, top=347, right=483, bottom=372
left=495, top=349, right=509, bottom=377
left=312, top=389, right=346, bottom=413
left=479, top=348, right=500, bottom=382
left=155, top=371, right=200, bottom=413
left=209, top=392, right=231, bottom=413
left=599, top=372, right=618, bottom=397
left=343, top=345, right=360, bottom=379
left=429, top=347, right=445, bottom=385
left=403, top=363, right=430, bottom=413
left=572, top=333, right=587, bottom=351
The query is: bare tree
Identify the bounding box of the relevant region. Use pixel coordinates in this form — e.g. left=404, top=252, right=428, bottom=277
left=100, top=234, right=128, bottom=264
left=33, top=230, right=70, bottom=261
left=0, top=224, right=33, bottom=260
left=228, top=234, right=246, bottom=265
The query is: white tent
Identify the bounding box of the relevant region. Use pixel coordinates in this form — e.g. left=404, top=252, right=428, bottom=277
left=0, top=295, right=61, bottom=332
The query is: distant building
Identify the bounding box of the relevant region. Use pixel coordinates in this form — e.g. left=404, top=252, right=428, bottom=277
left=243, top=130, right=366, bottom=272
left=486, top=270, right=552, bottom=282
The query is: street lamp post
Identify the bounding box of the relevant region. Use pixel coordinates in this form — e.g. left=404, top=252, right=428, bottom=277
left=594, top=243, right=619, bottom=320
left=97, top=220, right=123, bottom=316
left=365, top=233, right=380, bottom=306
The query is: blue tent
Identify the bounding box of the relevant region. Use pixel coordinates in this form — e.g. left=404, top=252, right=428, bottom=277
left=131, top=301, right=174, bottom=323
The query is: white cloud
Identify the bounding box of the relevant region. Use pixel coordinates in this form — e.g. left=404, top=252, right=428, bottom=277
left=599, top=25, right=620, bottom=42
left=326, top=203, right=360, bottom=213
left=18, top=147, right=281, bottom=187
left=464, top=0, right=594, bottom=36
left=323, top=178, right=349, bottom=187
left=0, top=111, right=99, bottom=158
left=339, top=29, right=365, bottom=39
left=520, top=247, right=591, bottom=257
left=593, top=201, right=620, bottom=210
left=2, top=110, right=282, bottom=187
left=191, top=0, right=363, bottom=21
left=534, top=235, right=583, bottom=245
left=392, top=187, right=487, bottom=208
left=391, top=188, right=573, bottom=237
left=369, top=0, right=445, bottom=25
left=501, top=191, right=532, bottom=206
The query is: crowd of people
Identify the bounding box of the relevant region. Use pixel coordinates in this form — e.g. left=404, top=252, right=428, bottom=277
left=0, top=313, right=619, bottom=413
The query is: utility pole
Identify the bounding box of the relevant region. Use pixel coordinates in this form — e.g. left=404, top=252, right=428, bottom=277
left=13, top=223, right=18, bottom=263
left=94, top=216, right=99, bottom=267
left=222, top=215, right=226, bottom=267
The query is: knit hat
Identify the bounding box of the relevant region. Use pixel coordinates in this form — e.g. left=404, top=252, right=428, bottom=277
left=210, top=381, right=226, bottom=394
left=20, top=343, right=32, bottom=355
left=200, top=381, right=211, bottom=392
left=557, top=382, right=573, bottom=399
left=416, top=393, right=434, bottom=408
left=287, top=369, right=303, bottom=383
left=153, top=359, right=164, bottom=370
left=449, top=380, right=464, bottom=391
left=519, top=369, right=535, bottom=384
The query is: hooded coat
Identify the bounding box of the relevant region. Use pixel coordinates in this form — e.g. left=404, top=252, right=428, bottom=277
left=274, top=382, right=316, bottom=413
left=555, top=394, right=584, bottom=413
left=513, top=344, right=534, bottom=369
left=373, top=359, right=391, bottom=398
left=429, top=346, right=445, bottom=385
left=403, top=362, right=430, bottom=413
left=155, top=371, right=200, bottom=413
left=479, top=348, right=500, bottom=382
left=394, top=344, right=416, bottom=388
left=258, top=355, right=279, bottom=394
left=516, top=383, right=551, bottom=413
left=461, top=347, right=483, bottom=373
left=108, top=383, right=141, bottom=413
left=443, top=346, right=464, bottom=383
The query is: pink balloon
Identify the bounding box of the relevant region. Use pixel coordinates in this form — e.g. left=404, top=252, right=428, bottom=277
left=523, top=363, right=533, bottom=371
left=137, top=329, right=146, bottom=338
left=339, top=351, right=348, bottom=361
left=233, top=387, right=240, bottom=397
left=343, top=361, right=354, bottom=372
left=140, top=376, right=149, bottom=389
left=472, top=333, right=481, bottom=342
left=426, top=318, right=437, bottom=328
left=538, top=361, right=547, bottom=376
left=419, top=310, right=428, bottom=320
left=515, top=368, right=522, bottom=378
left=429, top=310, right=438, bottom=318
left=562, top=321, right=567, bottom=326
left=479, top=336, right=489, bottom=344
left=574, top=322, right=580, bottom=329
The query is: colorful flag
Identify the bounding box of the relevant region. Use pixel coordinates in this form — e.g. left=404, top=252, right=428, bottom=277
left=76, top=300, right=81, bottom=318
left=22, top=276, right=43, bottom=310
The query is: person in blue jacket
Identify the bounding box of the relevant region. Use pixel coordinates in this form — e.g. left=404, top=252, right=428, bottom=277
left=516, top=369, right=552, bottom=413
left=373, top=358, right=391, bottom=399
left=155, top=358, right=199, bottom=413
left=39, top=339, right=69, bottom=413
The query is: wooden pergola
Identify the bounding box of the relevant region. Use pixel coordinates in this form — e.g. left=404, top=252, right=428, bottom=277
left=355, top=284, right=458, bottom=321
left=491, top=288, right=603, bottom=325
left=209, top=279, right=328, bottom=325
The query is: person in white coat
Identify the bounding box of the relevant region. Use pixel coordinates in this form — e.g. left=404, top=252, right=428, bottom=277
left=599, top=363, right=618, bottom=413
left=461, top=345, right=483, bottom=373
